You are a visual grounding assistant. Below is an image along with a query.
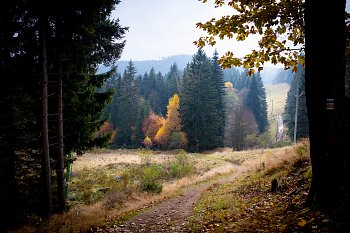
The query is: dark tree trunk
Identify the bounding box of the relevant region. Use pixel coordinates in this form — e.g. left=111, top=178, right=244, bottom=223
left=40, top=16, right=52, bottom=217
left=0, top=97, right=17, bottom=230
left=56, top=62, right=65, bottom=213
left=0, top=12, right=18, bottom=230
left=305, top=0, right=349, bottom=206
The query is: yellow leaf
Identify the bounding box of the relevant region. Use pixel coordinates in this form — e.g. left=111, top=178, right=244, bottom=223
left=298, top=219, right=307, bottom=227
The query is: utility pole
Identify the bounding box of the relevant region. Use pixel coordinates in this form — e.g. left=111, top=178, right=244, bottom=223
left=293, top=77, right=305, bottom=144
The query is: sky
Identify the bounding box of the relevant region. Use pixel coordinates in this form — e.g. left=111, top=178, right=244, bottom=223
left=113, top=0, right=259, bottom=61
left=113, top=0, right=350, bottom=62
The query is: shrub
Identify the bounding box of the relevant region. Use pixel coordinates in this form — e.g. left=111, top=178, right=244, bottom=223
left=140, top=164, right=164, bottom=193
left=167, top=151, right=193, bottom=179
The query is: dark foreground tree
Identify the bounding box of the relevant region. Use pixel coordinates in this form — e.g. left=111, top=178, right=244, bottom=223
left=196, top=0, right=349, bottom=208
left=0, top=0, right=127, bottom=227
left=305, top=0, right=349, bottom=205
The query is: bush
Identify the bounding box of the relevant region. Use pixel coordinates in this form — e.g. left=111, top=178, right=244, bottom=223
left=167, top=151, right=193, bottom=179
left=140, top=164, right=164, bottom=193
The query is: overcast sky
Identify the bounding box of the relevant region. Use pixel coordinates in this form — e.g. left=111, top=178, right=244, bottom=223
left=113, top=0, right=260, bottom=61
left=113, top=0, right=350, bottom=61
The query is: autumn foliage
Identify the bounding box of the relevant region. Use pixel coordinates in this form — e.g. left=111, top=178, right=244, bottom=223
left=142, top=112, right=165, bottom=142
left=154, top=94, right=188, bottom=148
left=95, top=122, right=116, bottom=143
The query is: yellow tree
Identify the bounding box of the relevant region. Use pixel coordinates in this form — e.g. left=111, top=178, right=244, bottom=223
left=155, top=94, right=187, bottom=148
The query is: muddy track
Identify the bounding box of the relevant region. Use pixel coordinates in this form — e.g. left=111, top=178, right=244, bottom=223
left=105, top=165, right=245, bottom=233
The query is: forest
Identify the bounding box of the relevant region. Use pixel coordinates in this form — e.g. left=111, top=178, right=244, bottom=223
left=1, top=0, right=349, bottom=232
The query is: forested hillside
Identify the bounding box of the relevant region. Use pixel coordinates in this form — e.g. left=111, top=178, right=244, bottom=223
left=98, top=49, right=289, bottom=152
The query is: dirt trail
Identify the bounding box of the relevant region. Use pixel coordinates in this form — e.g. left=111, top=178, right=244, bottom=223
left=107, top=165, right=247, bottom=233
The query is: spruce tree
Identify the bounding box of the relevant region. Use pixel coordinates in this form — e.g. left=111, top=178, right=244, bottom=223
left=245, top=72, right=268, bottom=133
left=180, top=49, right=223, bottom=151
left=166, top=63, right=181, bottom=98
left=212, top=50, right=226, bottom=146
left=284, top=64, right=309, bottom=141
left=114, top=61, right=140, bottom=146
left=0, top=0, right=127, bottom=223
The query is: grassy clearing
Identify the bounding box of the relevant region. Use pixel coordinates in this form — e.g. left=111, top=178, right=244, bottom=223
left=265, top=83, right=289, bottom=118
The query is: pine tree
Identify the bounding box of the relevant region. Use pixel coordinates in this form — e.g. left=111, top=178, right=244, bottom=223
left=212, top=50, right=226, bottom=146
left=0, top=0, right=127, bottom=223
left=284, top=64, right=309, bottom=141
left=180, top=49, right=223, bottom=151
left=245, top=72, right=268, bottom=133
left=114, top=61, right=140, bottom=146
left=166, top=63, right=181, bottom=99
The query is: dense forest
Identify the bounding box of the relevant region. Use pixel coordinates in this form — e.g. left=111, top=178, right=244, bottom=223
left=98, top=49, right=282, bottom=152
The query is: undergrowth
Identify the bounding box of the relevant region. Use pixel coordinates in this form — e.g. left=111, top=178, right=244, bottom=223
left=68, top=150, right=195, bottom=206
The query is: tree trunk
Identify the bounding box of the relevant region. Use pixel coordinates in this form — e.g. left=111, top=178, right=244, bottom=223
left=0, top=14, right=18, bottom=229
left=56, top=62, right=65, bottom=213
left=305, top=0, right=348, bottom=206
left=40, top=16, right=52, bottom=217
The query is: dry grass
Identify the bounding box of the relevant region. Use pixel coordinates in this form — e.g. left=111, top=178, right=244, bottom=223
left=14, top=143, right=309, bottom=233
left=188, top=140, right=315, bottom=233
left=265, top=83, right=289, bottom=117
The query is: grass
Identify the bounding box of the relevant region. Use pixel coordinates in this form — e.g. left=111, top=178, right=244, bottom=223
left=265, top=83, right=289, bottom=118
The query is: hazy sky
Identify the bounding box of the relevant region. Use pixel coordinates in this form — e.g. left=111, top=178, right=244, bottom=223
left=113, top=0, right=260, bottom=61
left=113, top=0, right=350, bottom=61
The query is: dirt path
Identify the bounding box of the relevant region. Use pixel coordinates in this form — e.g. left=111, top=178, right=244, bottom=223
left=105, top=165, right=245, bottom=233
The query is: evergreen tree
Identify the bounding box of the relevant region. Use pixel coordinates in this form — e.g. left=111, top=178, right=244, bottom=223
left=0, top=0, right=126, bottom=224
left=180, top=49, right=224, bottom=151
left=245, top=72, right=268, bottom=133
left=284, top=64, right=309, bottom=141
left=114, top=61, right=140, bottom=146
left=212, top=50, right=226, bottom=146
left=133, top=97, right=151, bottom=146
left=223, top=67, right=241, bottom=84
left=166, top=63, right=181, bottom=99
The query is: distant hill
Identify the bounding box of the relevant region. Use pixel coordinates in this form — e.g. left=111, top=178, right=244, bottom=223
left=98, top=55, right=289, bottom=85
left=272, top=68, right=293, bottom=84
left=98, top=54, right=192, bottom=75
left=260, top=66, right=282, bottom=84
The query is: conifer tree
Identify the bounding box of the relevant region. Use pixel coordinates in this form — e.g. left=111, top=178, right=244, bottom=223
left=114, top=61, right=140, bottom=146
left=0, top=0, right=127, bottom=223
left=166, top=63, right=181, bottom=99
left=284, top=64, right=309, bottom=141
left=245, top=72, right=268, bottom=133
left=212, top=50, right=226, bottom=146
left=180, top=49, right=224, bottom=151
